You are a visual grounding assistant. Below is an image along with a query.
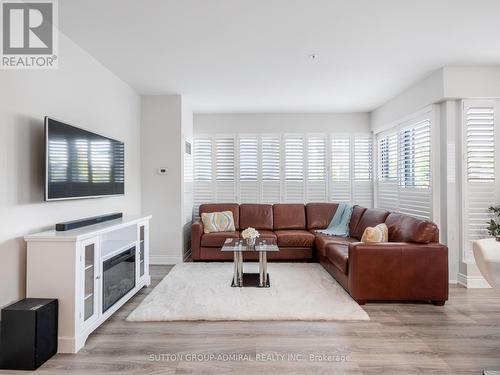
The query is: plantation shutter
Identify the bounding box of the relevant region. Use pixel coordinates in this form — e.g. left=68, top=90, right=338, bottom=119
left=238, top=136, right=260, bottom=203
left=376, top=131, right=399, bottom=212
left=398, top=118, right=432, bottom=220
left=261, top=135, right=281, bottom=203
left=194, top=132, right=374, bottom=210
left=193, top=137, right=214, bottom=216
left=353, top=135, right=373, bottom=207
left=329, top=135, right=351, bottom=203
left=283, top=135, right=305, bottom=203
left=463, top=101, right=499, bottom=261
left=214, top=136, right=236, bottom=202
left=375, top=112, right=433, bottom=220
left=306, top=135, right=327, bottom=202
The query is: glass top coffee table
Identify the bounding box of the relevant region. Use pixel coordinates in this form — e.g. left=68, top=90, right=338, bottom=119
left=221, top=238, right=279, bottom=288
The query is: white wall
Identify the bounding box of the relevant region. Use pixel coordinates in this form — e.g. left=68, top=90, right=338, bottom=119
left=141, top=95, right=183, bottom=264
left=182, top=101, right=194, bottom=259
left=141, top=95, right=193, bottom=263
left=439, top=100, right=461, bottom=283
left=0, top=34, right=141, bottom=308
left=444, top=66, right=500, bottom=98
left=370, top=69, right=445, bottom=132
left=194, top=113, right=370, bottom=134
left=371, top=67, right=500, bottom=132
left=182, top=101, right=194, bottom=225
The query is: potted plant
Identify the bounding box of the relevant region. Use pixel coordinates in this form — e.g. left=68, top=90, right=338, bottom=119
left=486, top=205, right=500, bottom=242
left=241, top=227, right=260, bottom=247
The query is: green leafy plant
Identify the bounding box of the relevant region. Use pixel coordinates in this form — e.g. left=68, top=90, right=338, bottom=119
left=486, top=205, right=500, bottom=237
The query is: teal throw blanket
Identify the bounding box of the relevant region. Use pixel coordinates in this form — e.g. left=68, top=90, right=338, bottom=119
left=316, top=203, right=353, bottom=237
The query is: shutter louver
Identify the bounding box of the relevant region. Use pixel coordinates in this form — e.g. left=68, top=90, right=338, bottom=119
left=261, top=135, right=281, bottom=203
left=463, top=102, right=498, bottom=261
left=466, top=106, right=495, bottom=181
left=376, top=132, right=399, bottom=212
left=194, top=132, right=374, bottom=209
left=376, top=114, right=433, bottom=220
left=284, top=135, right=305, bottom=203
left=193, top=137, right=214, bottom=216
left=398, top=119, right=432, bottom=220
left=353, top=135, right=373, bottom=207
left=306, top=135, right=327, bottom=202
left=239, top=136, right=259, bottom=203
left=215, top=136, right=236, bottom=202
left=330, top=135, right=351, bottom=203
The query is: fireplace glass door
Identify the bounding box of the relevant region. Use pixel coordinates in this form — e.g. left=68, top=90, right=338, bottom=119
left=102, top=247, right=136, bottom=313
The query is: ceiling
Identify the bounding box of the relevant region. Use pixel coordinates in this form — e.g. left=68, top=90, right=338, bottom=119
left=59, top=0, right=500, bottom=113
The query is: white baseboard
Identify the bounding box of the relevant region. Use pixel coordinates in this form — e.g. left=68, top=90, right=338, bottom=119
left=457, top=272, right=491, bottom=288
left=150, top=254, right=183, bottom=265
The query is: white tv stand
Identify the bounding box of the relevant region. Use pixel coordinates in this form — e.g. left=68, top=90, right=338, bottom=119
left=25, top=215, right=151, bottom=353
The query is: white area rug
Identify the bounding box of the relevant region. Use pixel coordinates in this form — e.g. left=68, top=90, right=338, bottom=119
left=127, top=263, right=369, bottom=321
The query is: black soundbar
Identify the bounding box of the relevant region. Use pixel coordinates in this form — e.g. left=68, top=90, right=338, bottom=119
left=55, top=213, right=123, bottom=231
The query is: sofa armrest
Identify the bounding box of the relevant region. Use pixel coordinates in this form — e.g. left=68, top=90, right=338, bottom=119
left=347, top=242, right=448, bottom=303
left=191, top=220, right=204, bottom=260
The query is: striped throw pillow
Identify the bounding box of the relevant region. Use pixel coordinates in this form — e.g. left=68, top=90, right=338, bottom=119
left=201, top=211, right=236, bottom=234
left=361, top=223, right=388, bottom=243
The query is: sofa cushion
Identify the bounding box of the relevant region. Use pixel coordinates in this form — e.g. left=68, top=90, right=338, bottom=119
left=314, top=233, right=358, bottom=257
left=349, top=206, right=367, bottom=236
left=201, top=231, right=239, bottom=247
left=351, top=208, right=390, bottom=240
left=200, top=203, right=240, bottom=230
left=306, top=203, right=339, bottom=230
left=273, top=204, right=306, bottom=230
left=240, top=204, right=273, bottom=230
left=255, top=230, right=277, bottom=241
left=275, top=230, right=315, bottom=247
left=325, top=243, right=349, bottom=275
left=201, top=211, right=236, bottom=233
left=384, top=213, right=439, bottom=244
left=361, top=223, right=388, bottom=243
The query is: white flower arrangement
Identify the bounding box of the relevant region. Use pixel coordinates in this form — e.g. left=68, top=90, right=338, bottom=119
left=241, top=227, right=260, bottom=240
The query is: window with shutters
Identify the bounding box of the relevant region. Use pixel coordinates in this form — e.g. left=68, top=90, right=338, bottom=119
left=214, top=136, right=236, bottom=202
left=284, top=135, right=305, bottom=203
left=193, top=132, right=374, bottom=214
left=261, top=135, right=281, bottom=203
left=376, top=131, right=399, bottom=212
left=462, top=100, right=499, bottom=261
left=398, top=118, right=432, bottom=220
left=399, top=120, right=431, bottom=188
left=193, top=137, right=214, bottom=215
left=306, top=135, right=327, bottom=202
left=353, top=135, right=373, bottom=207
left=330, top=135, right=351, bottom=203
left=375, top=111, right=433, bottom=220
left=239, top=136, right=259, bottom=203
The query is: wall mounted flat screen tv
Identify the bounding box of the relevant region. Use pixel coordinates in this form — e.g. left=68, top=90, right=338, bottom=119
left=45, top=117, right=125, bottom=201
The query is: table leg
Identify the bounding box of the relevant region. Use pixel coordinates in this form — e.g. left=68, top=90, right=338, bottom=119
left=233, top=251, right=238, bottom=286
left=263, top=251, right=268, bottom=286
left=237, top=252, right=243, bottom=287
left=259, top=251, right=264, bottom=287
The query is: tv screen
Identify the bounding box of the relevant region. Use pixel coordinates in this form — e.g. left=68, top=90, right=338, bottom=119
left=45, top=117, right=125, bottom=201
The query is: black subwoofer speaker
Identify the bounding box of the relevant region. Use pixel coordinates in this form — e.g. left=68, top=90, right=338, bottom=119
left=0, top=298, right=58, bottom=370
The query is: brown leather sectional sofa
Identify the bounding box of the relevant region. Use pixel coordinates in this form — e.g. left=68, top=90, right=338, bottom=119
left=191, top=203, right=449, bottom=305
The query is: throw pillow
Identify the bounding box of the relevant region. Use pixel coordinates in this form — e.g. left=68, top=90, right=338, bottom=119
left=201, top=211, right=236, bottom=234
left=361, top=223, right=388, bottom=243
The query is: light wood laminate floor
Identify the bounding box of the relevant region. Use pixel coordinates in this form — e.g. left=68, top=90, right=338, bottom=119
left=2, top=265, right=500, bottom=375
